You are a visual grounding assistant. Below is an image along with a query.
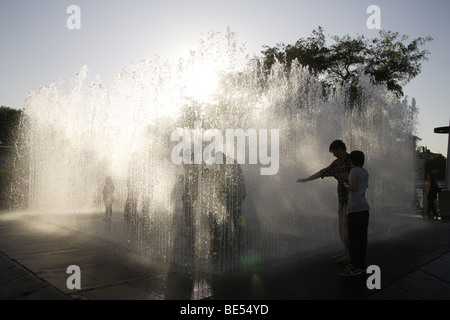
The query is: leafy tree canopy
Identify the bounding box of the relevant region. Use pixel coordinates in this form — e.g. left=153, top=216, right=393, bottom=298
left=261, top=26, right=433, bottom=97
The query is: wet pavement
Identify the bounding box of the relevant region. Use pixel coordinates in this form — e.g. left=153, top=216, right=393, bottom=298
left=1, top=209, right=450, bottom=303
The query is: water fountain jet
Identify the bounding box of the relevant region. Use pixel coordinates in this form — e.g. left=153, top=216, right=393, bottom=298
left=16, top=29, right=419, bottom=277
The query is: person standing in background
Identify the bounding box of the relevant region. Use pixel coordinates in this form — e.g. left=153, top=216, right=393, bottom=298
left=103, top=176, right=115, bottom=221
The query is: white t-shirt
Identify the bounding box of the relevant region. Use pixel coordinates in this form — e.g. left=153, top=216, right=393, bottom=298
left=348, top=167, right=370, bottom=213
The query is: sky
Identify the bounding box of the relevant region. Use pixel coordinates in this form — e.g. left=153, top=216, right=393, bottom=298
left=0, top=0, right=449, bottom=155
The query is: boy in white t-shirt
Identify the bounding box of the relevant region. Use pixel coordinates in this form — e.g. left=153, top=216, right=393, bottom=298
left=340, top=150, right=370, bottom=277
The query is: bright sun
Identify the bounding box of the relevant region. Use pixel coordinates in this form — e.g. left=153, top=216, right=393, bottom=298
left=183, top=62, right=220, bottom=103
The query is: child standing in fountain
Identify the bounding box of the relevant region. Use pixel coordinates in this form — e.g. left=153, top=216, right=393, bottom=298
left=340, top=151, right=370, bottom=276
left=103, top=176, right=115, bottom=221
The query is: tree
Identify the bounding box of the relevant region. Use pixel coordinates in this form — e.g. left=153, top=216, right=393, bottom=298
left=261, top=26, right=331, bottom=77
left=327, top=34, right=367, bottom=85
left=261, top=27, right=433, bottom=98
left=0, top=106, right=28, bottom=209
left=364, top=31, right=433, bottom=97
left=0, top=106, right=23, bottom=147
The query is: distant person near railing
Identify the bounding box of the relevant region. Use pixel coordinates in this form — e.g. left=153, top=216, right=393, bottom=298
left=424, top=173, right=441, bottom=219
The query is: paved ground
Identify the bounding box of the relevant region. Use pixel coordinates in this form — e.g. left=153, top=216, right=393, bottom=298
left=1, top=209, right=450, bottom=305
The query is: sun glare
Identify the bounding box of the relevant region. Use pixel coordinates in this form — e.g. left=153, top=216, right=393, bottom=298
left=183, top=62, right=220, bottom=103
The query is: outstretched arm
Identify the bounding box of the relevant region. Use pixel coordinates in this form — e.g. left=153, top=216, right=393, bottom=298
left=297, top=171, right=322, bottom=183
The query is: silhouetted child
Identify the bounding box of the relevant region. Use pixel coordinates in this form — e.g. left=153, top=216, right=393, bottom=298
left=103, top=176, right=115, bottom=220
left=341, top=150, right=370, bottom=276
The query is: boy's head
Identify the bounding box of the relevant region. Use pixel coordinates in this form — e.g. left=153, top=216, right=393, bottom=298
left=329, top=140, right=347, bottom=159
left=349, top=150, right=365, bottom=167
